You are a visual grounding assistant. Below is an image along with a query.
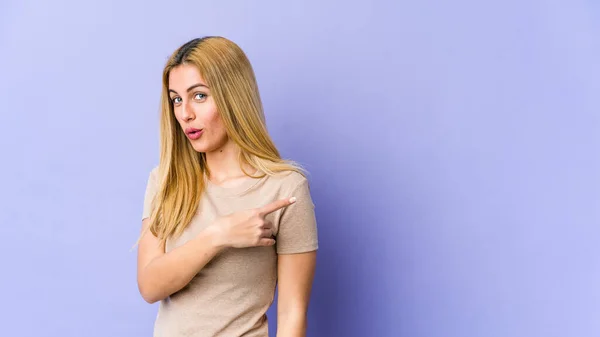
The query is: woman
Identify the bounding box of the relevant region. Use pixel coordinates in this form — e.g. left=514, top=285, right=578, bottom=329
left=137, top=36, right=318, bottom=337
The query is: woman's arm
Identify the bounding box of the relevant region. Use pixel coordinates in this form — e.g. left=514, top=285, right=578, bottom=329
left=136, top=218, right=223, bottom=303
left=276, top=251, right=317, bottom=337
left=136, top=198, right=295, bottom=303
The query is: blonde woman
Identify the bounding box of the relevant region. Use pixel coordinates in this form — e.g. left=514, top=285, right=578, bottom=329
left=137, top=36, right=318, bottom=337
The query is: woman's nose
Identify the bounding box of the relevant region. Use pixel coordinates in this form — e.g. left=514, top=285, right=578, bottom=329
left=181, top=101, right=195, bottom=121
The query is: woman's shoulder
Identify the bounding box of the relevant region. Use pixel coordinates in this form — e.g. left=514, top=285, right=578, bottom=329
left=145, top=165, right=160, bottom=184
left=149, top=165, right=159, bottom=176
left=143, top=165, right=159, bottom=182
left=265, top=169, right=310, bottom=191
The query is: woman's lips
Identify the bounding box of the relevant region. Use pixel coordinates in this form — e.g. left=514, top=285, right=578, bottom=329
left=185, top=128, right=203, bottom=140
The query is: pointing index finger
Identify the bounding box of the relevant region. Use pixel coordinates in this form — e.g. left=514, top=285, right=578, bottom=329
left=259, top=197, right=297, bottom=216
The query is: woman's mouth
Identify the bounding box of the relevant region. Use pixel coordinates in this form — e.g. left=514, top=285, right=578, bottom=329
left=185, top=128, right=204, bottom=140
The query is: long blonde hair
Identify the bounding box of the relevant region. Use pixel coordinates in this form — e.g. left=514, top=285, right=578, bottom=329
left=147, top=36, right=304, bottom=244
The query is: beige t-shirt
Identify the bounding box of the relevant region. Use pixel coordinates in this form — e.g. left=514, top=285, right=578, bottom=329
left=141, top=167, right=319, bottom=337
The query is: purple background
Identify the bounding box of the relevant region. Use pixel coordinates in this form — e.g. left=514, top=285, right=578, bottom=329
left=1, top=0, right=599, bottom=336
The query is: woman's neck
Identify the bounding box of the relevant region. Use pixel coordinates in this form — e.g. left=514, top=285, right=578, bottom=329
left=205, top=140, right=254, bottom=185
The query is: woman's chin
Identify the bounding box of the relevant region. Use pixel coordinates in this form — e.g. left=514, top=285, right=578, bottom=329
left=189, top=137, right=230, bottom=154
left=189, top=140, right=209, bottom=153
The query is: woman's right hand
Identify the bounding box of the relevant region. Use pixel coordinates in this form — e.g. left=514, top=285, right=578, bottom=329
left=209, top=197, right=297, bottom=249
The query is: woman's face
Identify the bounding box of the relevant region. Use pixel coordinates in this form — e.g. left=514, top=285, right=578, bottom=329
left=168, top=63, right=228, bottom=153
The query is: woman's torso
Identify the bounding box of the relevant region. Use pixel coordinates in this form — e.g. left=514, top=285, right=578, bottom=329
left=153, top=171, right=305, bottom=337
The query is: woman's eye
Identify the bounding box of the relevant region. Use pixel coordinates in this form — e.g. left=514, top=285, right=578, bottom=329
left=194, top=93, right=207, bottom=100
left=172, top=97, right=182, bottom=104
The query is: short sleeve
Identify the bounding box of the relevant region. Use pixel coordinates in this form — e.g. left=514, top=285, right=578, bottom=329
left=142, top=168, right=159, bottom=220
left=275, top=178, right=319, bottom=254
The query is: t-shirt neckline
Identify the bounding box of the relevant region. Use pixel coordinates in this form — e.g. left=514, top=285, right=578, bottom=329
left=204, top=170, right=266, bottom=197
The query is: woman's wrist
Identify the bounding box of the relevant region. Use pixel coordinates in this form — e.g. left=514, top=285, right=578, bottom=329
left=202, top=225, right=229, bottom=250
